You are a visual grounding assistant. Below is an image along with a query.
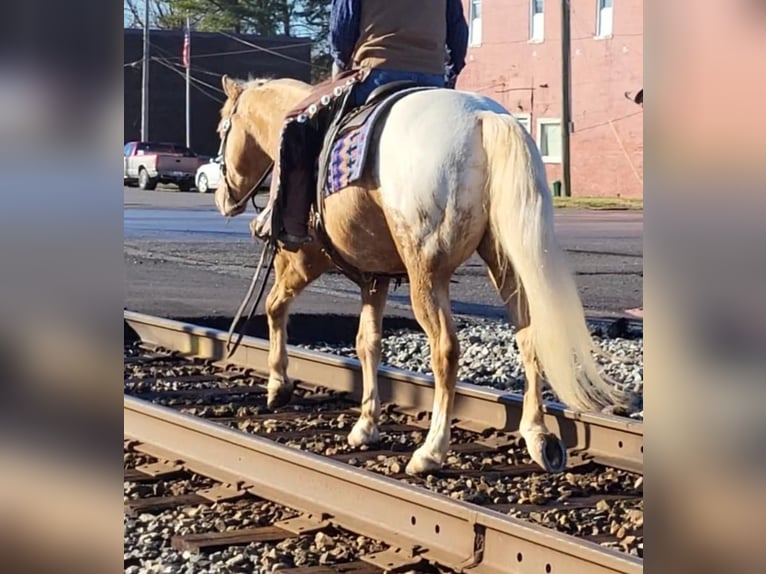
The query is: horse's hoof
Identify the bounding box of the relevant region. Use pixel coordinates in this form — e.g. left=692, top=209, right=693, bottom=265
left=347, top=418, right=380, bottom=447
left=523, top=431, right=567, bottom=473
left=267, top=379, right=294, bottom=409
left=405, top=448, right=443, bottom=475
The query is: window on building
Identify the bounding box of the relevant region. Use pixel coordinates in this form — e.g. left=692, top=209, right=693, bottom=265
left=530, top=0, right=544, bottom=42
left=537, top=118, right=562, bottom=163
left=514, top=113, right=531, bottom=133
left=596, top=0, right=614, bottom=37
left=469, top=0, right=482, bottom=46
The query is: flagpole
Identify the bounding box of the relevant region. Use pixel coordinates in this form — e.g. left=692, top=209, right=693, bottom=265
left=185, top=16, right=191, bottom=149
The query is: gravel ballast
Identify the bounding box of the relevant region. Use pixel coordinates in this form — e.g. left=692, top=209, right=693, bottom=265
left=297, top=316, right=644, bottom=420
left=124, top=316, right=644, bottom=571
left=125, top=454, right=388, bottom=574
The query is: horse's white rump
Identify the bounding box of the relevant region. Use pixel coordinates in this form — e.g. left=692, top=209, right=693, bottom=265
left=375, top=89, right=513, bottom=260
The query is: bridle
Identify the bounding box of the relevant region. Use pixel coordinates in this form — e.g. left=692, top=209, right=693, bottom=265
left=218, top=92, right=274, bottom=213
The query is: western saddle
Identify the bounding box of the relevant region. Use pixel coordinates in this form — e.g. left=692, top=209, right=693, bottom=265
left=269, top=71, right=437, bottom=286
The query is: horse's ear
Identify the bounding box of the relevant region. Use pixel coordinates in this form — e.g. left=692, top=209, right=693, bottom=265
left=222, top=75, right=242, bottom=100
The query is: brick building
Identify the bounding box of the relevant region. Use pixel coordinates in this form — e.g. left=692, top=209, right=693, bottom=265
left=458, top=0, right=643, bottom=197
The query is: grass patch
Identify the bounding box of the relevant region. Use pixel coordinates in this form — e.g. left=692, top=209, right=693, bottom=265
left=553, top=196, right=643, bottom=210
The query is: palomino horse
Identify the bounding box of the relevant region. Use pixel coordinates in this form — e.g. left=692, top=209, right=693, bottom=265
left=214, top=75, right=625, bottom=474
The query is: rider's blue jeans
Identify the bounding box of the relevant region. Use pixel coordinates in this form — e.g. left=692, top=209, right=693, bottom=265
left=352, top=69, right=445, bottom=106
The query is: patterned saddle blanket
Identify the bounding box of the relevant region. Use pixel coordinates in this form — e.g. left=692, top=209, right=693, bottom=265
left=258, top=73, right=438, bottom=285
left=322, top=86, right=434, bottom=195
left=263, top=74, right=435, bottom=233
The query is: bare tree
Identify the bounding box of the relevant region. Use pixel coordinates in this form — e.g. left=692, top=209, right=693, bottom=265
left=124, top=1, right=185, bottom=29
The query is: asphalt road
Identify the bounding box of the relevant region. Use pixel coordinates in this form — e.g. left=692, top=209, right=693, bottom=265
left=124, top=187, right=642, bottom=328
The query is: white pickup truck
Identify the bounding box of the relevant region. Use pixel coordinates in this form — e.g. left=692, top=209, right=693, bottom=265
left=123, top=141, right=207, bottom=191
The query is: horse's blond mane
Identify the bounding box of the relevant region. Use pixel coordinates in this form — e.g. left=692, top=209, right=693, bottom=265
left=237, top=76, right=310, bottom=92
left=244, top=76, right=271, bottom=89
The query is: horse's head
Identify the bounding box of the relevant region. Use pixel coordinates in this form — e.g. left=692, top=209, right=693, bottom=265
left=214, top=75, right=275, bottom=217
left=214, top=75, right=313, bottom=218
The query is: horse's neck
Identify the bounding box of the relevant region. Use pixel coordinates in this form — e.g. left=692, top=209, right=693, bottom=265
left=246, top=112, right=283, bottom=161
left=251, top=84, right=312, bottom=159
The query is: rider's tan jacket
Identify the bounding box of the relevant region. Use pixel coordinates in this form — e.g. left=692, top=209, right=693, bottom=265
left=352, top=0, right=448, bottom=76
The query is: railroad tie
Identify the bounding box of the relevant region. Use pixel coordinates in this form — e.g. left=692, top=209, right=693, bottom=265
left=171, top=525, right=298, bottom=554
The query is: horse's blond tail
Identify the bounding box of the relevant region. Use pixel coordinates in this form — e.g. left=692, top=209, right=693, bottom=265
left=479, top=112, right=625, bottom=411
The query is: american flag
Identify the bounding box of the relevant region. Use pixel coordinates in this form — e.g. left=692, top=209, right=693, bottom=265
left=182, top=25, right=190, bottom=69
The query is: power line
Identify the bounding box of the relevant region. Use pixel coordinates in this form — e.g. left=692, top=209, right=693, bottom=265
left=149, top=38, right=288, bottom=85
left=148, top=40, right=227, bottom=84
left=153, top=42, right=315, bottom=63
left=151, top=57, right=223, bottom=103
left=188, top=67, right=227, bottom=79
left=151, top=55, right=225, bottom=95
left=137, top=33, right=314, bottom=80
left=470, top=31, right=642, bottom=47
left=131, top=29, right=319, bottom=88
left=572, top=109, right=643, bottom=133
left=218, top=31, right=315, bottom=68
left=148, top=40, right=236, bottom=89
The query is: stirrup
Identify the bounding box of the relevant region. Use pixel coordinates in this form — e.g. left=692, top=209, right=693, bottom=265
left=277, top=232, right=312, bottom=252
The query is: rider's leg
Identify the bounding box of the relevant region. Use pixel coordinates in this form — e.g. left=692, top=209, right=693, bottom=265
left=280, top=167, right=313, bottom=241
left=278, top=127, right=318, bottom=250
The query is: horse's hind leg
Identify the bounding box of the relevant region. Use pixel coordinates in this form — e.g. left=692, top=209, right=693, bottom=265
left=405, top=272, right=460, bottom=475
left=265, top=251, right=330, bottom=408
left=347, top=279, right=390, bottom=447
left=478, top=235, right=567, bottom=472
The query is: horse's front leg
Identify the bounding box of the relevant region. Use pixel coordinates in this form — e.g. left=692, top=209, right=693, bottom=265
left=348, top=279, right=390, bottom=447
left=265, top=251, right=329, bottom=408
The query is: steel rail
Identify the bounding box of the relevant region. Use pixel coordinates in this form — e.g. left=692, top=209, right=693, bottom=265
left=125, top=311, right=643, bottom=474
left=125, top=396, right=642, bottom=574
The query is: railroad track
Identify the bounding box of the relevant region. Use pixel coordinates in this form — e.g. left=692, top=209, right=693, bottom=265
left=124, top=311, right=643, bottom=573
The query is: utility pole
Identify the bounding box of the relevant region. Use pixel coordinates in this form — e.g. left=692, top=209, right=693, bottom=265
left=185, top=16, right=191, bottom=148
left=560, top=0, right=572, bottom=197
left=141, top=0, right=150, bottom=141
